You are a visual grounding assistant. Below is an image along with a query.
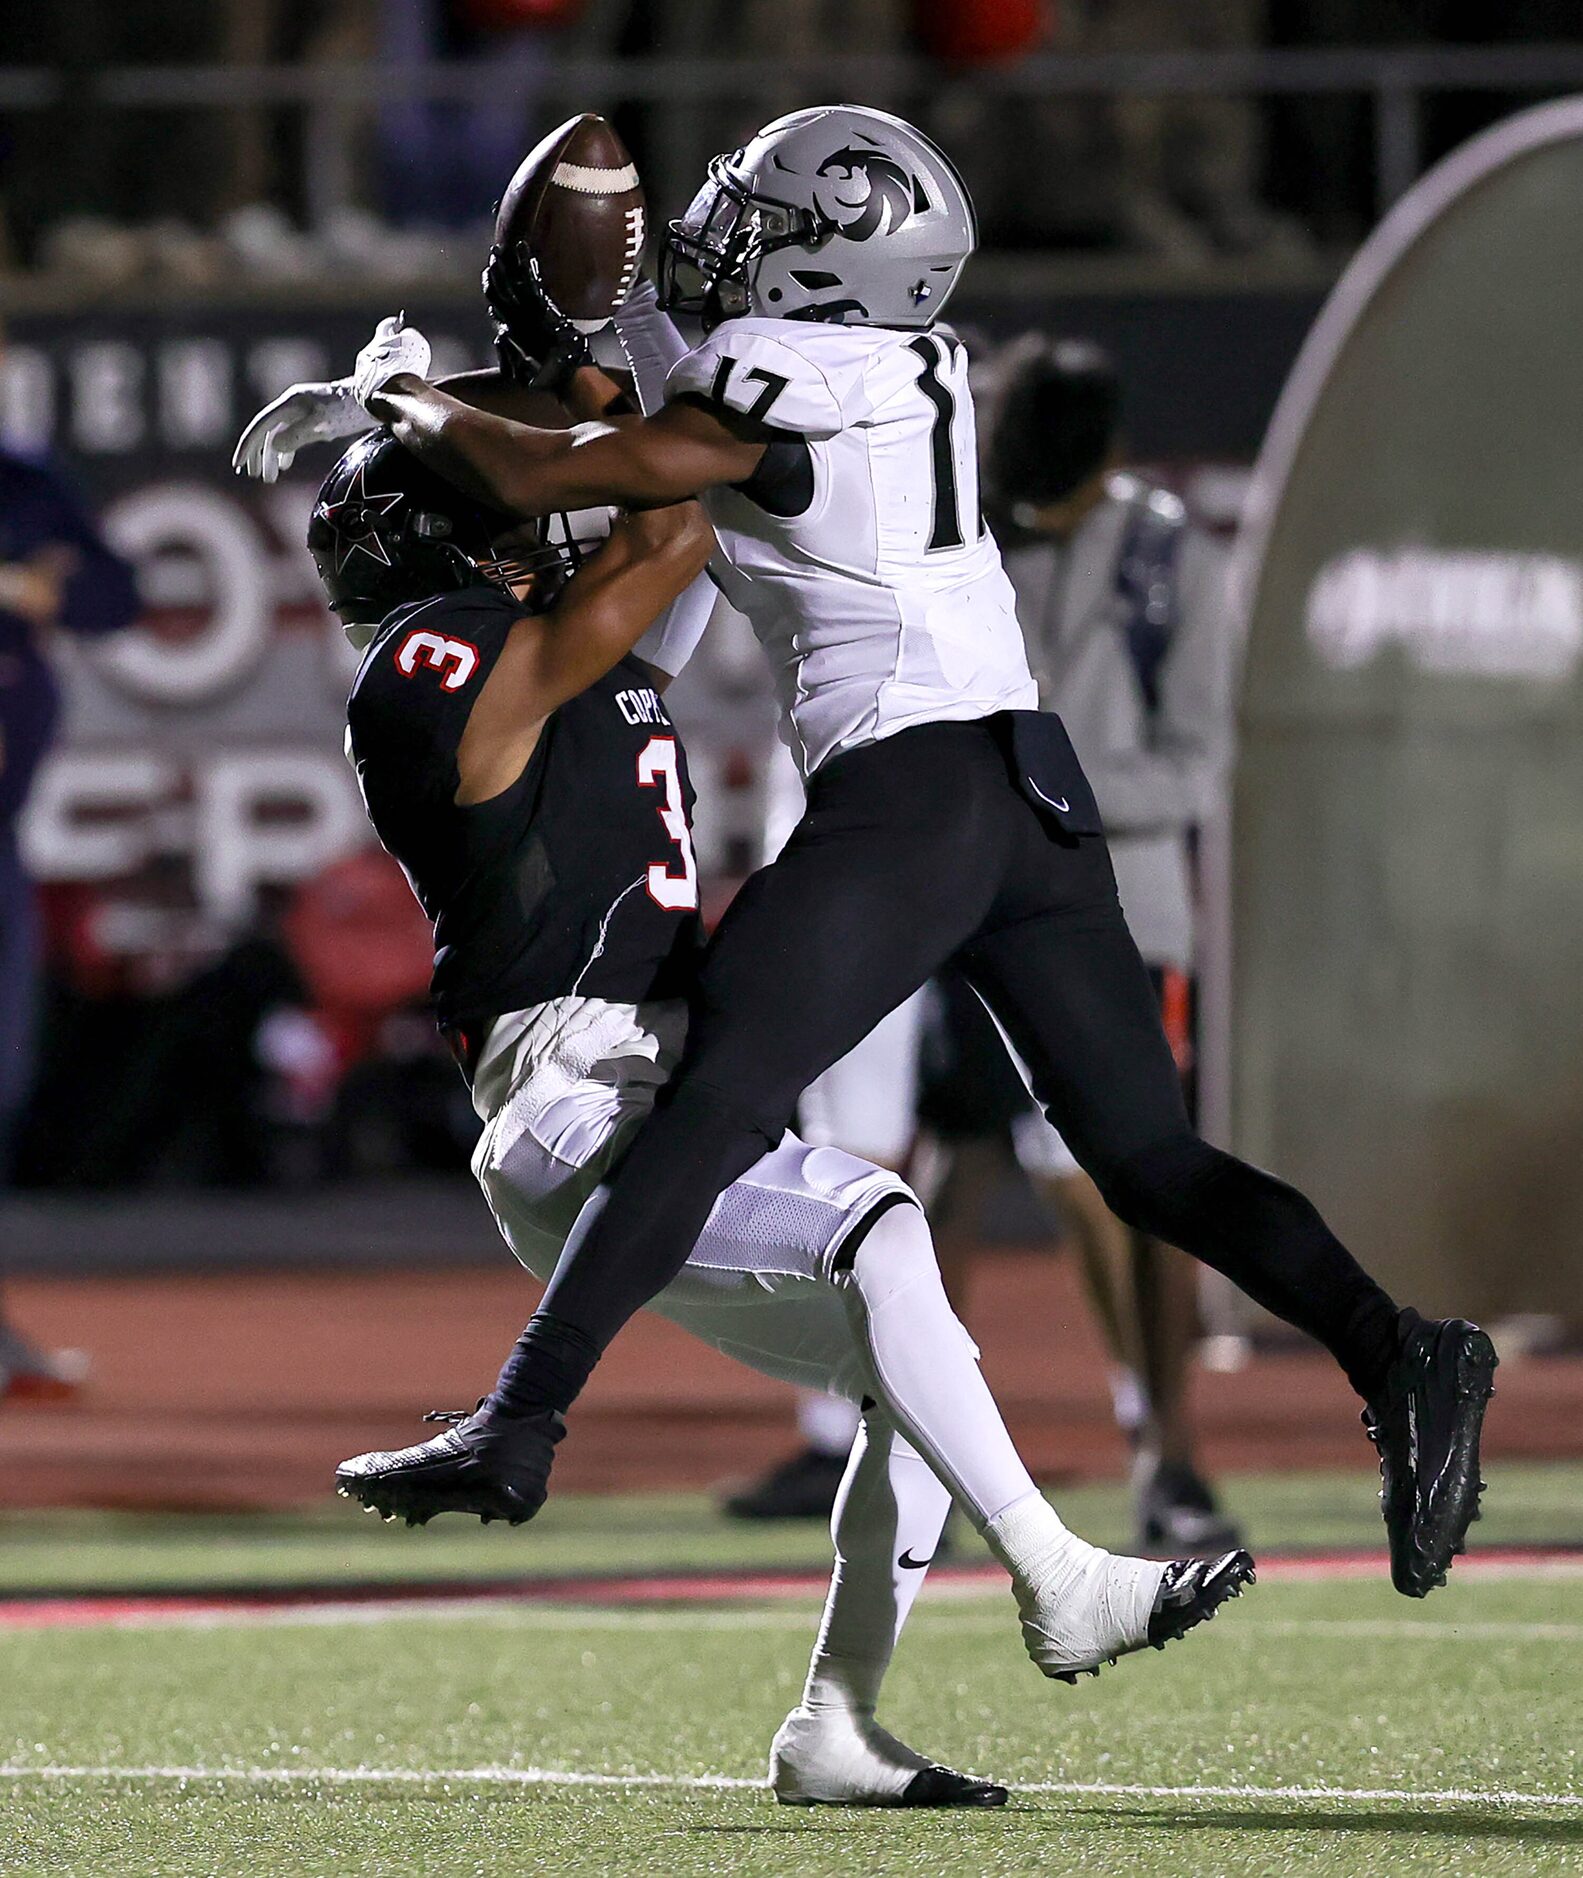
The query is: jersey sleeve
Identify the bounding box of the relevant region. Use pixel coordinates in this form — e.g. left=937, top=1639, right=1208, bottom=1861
left=348, top=590, right=515, bottom=788
left=665, top=326, right=852, bottom=440
left=632, top=568, right=721, bottom=680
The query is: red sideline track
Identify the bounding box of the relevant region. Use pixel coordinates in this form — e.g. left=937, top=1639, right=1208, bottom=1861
left=6, top=1547, right=1582, bottom=1630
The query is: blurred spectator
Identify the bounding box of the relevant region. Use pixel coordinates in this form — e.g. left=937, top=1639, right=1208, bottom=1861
left=269, top=847, right=464, bottom=1182
left=970, top=0, right=1311, bottom=259
left=2, top=0, right=1579, bottom=276
left=1270, top=1, right=1582, bottom=246
left=635, top=0, right=912, bottom=234
left=21, top=877, right=300, bottom=1191
left=0, top=357, right=139, bottom=1398
left=1265, top=0, right=1436, bottom=248
left=913, top=0, right=1044, bottom=66
left=967, top=332, right=1241, bottom=1551
left=0, top=0, right=229, bottom=266
left=377, top=0, right=583, bottom=228
left=230, top=0, right=375, bottom=235
left=19, top=851, right=463, bottom=1192
left=1087, top=0, right=1308, bottom=260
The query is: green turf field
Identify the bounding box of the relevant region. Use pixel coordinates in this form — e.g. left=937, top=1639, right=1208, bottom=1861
left=6, top=1460, right=1581, bottom=1596
left=5, top=1466, right=1583, bottom=1876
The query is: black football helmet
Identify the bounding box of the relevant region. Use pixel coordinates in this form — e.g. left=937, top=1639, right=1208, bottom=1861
left=985, top=336, right=1122, bottom=517
left=308, top=432, right=583, bottom=632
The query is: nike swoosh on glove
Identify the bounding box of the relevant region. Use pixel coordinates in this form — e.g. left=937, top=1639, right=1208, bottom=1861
left=352, top=314, right=434, bottom=409
left=232, top=380, right=367, bottom=483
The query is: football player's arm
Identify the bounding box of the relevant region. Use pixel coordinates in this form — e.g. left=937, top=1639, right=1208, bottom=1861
left=366, top=374, right=765, bottom=516
left=433, top=370, right=567, bottom=428
left=230, top=357, right=626, bottom=481
left=510, top=502, right=715, bottom=718
left=437, top=365, right=637, bottom=427
left=454, top=502, right=712, bottom=803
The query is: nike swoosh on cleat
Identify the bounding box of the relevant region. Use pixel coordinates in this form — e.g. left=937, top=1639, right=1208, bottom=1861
left=897, top=1549, right=935, bottom=1570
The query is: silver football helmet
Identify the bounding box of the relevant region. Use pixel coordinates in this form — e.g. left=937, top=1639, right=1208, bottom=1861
left=658, top=105, right=977, bottom=332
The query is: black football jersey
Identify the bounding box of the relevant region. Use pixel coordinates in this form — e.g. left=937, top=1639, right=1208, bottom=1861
left=345, top=586, right=704, bottom=1044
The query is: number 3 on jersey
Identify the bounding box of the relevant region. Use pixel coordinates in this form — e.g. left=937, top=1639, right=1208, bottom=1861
left=396, top=628, right=480, bottom=691
left=636, top=737, right=699, bottom=911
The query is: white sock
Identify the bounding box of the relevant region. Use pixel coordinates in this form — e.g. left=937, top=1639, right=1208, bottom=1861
left=799, top=1410, right=949, bottom=1717
left=775, top=1411, right=953, bottom=1802
left=834, top=1203, right=1069, bottom=1537
left=982, top=1492, right=1165, bottom=1674
left=1109, top=1365, right=1149, bottom=1441
left=797, top=1389, right=862, bottom=1459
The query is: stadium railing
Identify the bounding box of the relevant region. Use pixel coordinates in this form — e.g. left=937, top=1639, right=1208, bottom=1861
left=2, top=45, right=1583, bottom=234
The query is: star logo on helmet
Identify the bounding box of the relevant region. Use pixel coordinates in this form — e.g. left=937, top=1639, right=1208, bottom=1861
left=321, top=463, right=406, bottom=574
left=814, top=148, right=926, bottom=243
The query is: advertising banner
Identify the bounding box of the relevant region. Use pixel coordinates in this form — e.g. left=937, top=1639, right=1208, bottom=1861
left=1234, top=101, right=1583, bottom=1322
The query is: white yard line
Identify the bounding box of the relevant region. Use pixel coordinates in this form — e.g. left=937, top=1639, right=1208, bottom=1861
left=1, top=1763, right=1580, bottom=1812
left=0, top=1601, right=836, bottom=1633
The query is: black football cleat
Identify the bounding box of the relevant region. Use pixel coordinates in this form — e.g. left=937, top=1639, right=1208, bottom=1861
left=721, top=1445, right=848, bottom=1521
left=1146, top=1549, right=1257, bottom=1649
left=1364, top=1315, right=1497, bottom=1597
left=335, top=1400, right=564, bottom=1527
left=897, top=1766, right=1009, bottom=1808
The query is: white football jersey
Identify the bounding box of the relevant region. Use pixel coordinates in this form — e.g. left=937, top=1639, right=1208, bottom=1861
left=665, top=319, right=1036, bottom=778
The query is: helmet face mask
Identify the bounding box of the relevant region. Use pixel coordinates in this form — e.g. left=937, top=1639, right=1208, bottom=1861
left=659, top=157, right=833, bottom=330
left=476, top=515, right=590, bottom=614
left=657, top=106, right=977, bottom=333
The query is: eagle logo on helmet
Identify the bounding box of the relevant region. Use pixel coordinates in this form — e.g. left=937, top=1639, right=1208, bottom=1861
left=813, top=148, right=926, bottom=243
left=321, top=464, right=405, bottom=574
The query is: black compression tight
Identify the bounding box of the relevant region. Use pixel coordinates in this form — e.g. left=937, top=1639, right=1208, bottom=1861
left=1097, top=1135, right=1401, bottom=1400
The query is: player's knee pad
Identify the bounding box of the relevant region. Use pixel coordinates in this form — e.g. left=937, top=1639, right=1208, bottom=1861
left=833, top=1193, right=928, bottom=1295
left=837, top=1197, right=980, bottom=1361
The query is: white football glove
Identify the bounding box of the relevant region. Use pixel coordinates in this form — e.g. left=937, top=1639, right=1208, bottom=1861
left=232, top=379, right=367, bottom=483
left=352, top=314, right=433, bottom=409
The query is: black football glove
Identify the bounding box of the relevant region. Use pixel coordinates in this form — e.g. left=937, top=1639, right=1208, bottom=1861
left=484, top=243, right=595, bottom=395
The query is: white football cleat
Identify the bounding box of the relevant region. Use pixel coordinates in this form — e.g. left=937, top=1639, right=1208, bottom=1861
left=1014, top=1535, right=1163, bottom=1678
left=769, top=1706, right=1007, bottom=1808
left=988, top=1496, right=1256, bottom=1681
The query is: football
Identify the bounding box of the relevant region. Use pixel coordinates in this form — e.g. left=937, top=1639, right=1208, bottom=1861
left=493, top=113, right=647, bottom=333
